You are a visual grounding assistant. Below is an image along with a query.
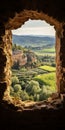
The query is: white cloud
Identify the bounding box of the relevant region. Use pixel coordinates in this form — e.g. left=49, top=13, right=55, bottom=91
left=22, top=19, right=50, bottom=28
left=12, top=20, right=55, bottom=36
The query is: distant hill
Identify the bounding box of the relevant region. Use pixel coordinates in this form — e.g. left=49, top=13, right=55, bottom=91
left=12, top=35, right=55, bottom=47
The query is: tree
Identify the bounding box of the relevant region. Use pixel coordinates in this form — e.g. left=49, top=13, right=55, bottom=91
left=26, top=80, right=41, bottom=96
left=31, top=84, right=41, bottom=95
left=20, top=90, right=29, bottom=101
left=34, top=94, right=39, bottom=101
left=39, top=86, right=51, bottom=101
left=39, top=92, right=47, bottom=101
left=11, top=76, right=19, bottom=87
left=13, top=84, right=21, bottom=93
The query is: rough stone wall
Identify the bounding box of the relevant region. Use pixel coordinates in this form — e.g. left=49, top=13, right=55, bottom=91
left=0, top=0, right=65, bottom=101
left=0, top=10, right=64, bottom=100
left=55, top=24, right=65, bottom=94
left=5, top=10, right=62, bottom=30
left=0, top=0, right=65, bottom=23
left=0, top=25, right=12, bottom=101
left=0, top=0, right=65, bottom=105
left=0, top=0, right=65, bottom=129
left=59, top=25, right=65, bottom=93
left=2, top=10, right=64, bottom=98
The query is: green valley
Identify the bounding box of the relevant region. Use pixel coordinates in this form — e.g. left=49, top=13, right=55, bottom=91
left=10, top=35, right=56, bottom=102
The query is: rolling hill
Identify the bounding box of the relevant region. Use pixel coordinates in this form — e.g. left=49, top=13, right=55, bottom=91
left=12, top=35, right=55, bottom=48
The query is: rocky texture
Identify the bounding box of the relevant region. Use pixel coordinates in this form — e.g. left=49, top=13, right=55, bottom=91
left=0, top=0, right=65, bottom=129
left=0, top=96, right=65, bottom=129
left=0, top=0, right=65, bottom=23
left=12, top=50, right=27, bottom=67
left=12, top=49, right=37, bottom=68
left=56, top=25, right=65, bottom=94
left=0, top=26, right=12, bottom=101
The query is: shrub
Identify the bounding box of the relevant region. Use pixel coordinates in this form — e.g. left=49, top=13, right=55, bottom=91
left=26, top=80, right=41, bottom=96
left=11, top=76, right=19, bottom=87
left=13, top=84, right=21, bottom=93
left=34, top=94, right=40, bottom=101
left=20, top=90, right=29, bottom=101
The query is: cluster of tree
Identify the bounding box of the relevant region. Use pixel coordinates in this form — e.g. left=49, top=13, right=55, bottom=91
left=12, top=44, right=25, bottom=51
left=10, top=76, right=52, bottom=101
left=37, top=55, right=55, bottom=67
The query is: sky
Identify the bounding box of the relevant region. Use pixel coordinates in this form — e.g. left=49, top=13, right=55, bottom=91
left=12, top=19, right=55, bottom=36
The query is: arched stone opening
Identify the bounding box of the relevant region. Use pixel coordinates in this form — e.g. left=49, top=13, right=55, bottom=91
left=0, top=9, right=64, bottom=108
left=11, top=19, right=56, bottom=102
left=0, top=1, right=65, bottom=129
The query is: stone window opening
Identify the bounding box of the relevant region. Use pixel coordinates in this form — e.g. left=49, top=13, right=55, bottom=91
left=10, top=19, right=57, bottom=104
left=1, top=10, right=63, bottom=110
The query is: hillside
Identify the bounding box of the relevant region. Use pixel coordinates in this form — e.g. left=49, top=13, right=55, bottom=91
left=12, top=35, right=55, bottom=48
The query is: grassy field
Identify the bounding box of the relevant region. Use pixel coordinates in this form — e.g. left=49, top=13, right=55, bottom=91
left=39, top=65, right=56, bottom=72
left=34, top=72, right=56, bottom=92
left=38, top=47, right=55, bottom=53
left=35, top=53, right=55, bottom=57
left=34, top=46, right=55, bottom=57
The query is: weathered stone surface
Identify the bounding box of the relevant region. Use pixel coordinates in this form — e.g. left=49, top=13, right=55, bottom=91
left=0, top=0, right=65, bottom=129
left=0, top=29, right=12, bottom=100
